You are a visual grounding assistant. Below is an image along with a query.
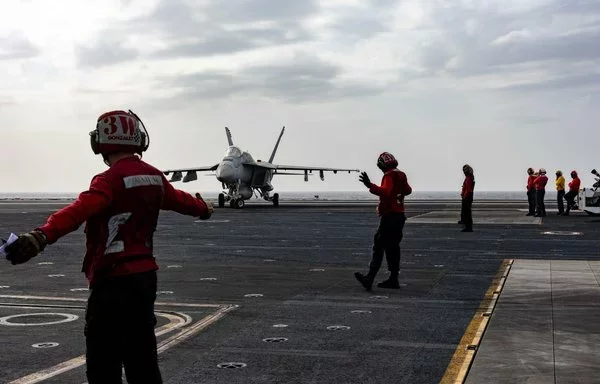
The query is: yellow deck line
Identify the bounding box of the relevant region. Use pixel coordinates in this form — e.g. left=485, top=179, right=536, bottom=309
left=440, top=259, right=513, bottom=384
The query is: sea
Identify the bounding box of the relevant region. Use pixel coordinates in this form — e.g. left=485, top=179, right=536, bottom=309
left=0, top=191, right=545, bottom=201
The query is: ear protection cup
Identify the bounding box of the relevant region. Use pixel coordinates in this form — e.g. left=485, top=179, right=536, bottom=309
left=139, top=131, right=148, bottom=153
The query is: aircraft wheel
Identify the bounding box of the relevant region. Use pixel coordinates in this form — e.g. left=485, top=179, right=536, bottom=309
left=218, top=193, right=225, bottom=208
left=272, top=193, right=279, bottom=207
left=235, top=199, right=245, bottom=209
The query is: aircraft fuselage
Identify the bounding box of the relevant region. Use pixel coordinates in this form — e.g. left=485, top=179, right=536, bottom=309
left=215, top=146, right=274, bottom=199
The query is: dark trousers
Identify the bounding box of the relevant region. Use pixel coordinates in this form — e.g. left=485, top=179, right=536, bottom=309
left=461, top=196, right=473, bottom=230
left=368, top=212, right=406, bottom=278
left=535, top=190, right=546, bottom=216
left=564, top=190, right=577, bottom=213
left=557, top=190, right=565, bottom=213
left=85, top=271, right=162, bottom=384
left=527, top=189, right=536, bottom=214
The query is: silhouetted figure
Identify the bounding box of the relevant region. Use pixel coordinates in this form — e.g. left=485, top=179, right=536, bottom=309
left=563, top=170, right=581, bottom=215
left=354, top=152, right=412, bottom=291
left=533, top=168, right=548, bottom=217
left=555, top=170, right=565, bottom=215
left=526, top=167, right=536, bottom=216
left=460, top=164, right=475, bottom=232
left=4, top=110, right=213, bottom=384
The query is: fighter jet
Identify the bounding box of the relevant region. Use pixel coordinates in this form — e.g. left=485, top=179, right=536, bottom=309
left=162, top=126, right=360, bottom=208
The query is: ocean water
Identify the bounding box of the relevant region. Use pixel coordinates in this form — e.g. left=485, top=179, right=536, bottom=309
left=0, top=191, right=540, bottom=201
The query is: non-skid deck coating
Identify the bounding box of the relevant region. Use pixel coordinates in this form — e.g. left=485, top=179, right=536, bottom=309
left=0, top=199, right=598, bottom=383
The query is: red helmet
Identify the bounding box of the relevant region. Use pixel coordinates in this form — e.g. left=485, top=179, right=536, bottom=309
left=377, top=152, right=398, bottom=169
left=89, top=110, right=149, bottom=156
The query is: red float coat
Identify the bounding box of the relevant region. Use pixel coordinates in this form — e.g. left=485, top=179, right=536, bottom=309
left=368, top=169, right=412, bottom=216
left=37, top=156, right=210, bottom=286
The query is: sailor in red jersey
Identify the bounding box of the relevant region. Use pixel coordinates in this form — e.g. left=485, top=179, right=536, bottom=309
left=526, top=167, right=536, bottom=216
left=563, top=170, right=581, bottom=215
left=460, top=164, right=475, bottom=232
left=354, top=152, right=412, bottom=291
left=5, top=110, right=213, bottom=383
left=533, top=168, right=548, bottom=217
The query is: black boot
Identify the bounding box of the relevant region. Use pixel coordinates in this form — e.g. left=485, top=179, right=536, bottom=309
left=354, top=272, right=374, bottom=291
left=377, top=272, right=400, bottom=289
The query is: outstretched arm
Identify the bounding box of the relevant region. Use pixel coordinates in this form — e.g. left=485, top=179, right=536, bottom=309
left=5, top=174, right=113, bottom=265
left=38, top=174, right=113, bottom=244
left=161, top=176, right=213, bottom=219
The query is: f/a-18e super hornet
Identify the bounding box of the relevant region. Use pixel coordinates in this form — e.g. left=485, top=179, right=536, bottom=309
left=162, top=126, right=360, bottom=208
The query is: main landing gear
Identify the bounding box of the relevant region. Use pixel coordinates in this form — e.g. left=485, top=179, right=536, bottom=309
left=217, top=192, right=279, bottom=209
left=217, top=193, right=245, bottom=209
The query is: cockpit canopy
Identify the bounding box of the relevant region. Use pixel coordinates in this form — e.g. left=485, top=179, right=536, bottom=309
left=225, top=146, right=242, bottom=158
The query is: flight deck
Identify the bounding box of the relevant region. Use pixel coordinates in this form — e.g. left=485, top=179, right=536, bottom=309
left=0, top=199, right=597, bottom=383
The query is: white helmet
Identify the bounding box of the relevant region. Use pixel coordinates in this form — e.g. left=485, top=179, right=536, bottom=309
left=89, top=110, right=149, bottom=156
left=539, top=168, right=546, bottom=174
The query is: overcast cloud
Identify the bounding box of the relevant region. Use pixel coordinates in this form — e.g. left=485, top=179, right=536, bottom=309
left=0, top=0, right=599, bottom=194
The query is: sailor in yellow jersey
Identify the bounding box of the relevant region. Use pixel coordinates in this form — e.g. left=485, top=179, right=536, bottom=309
left=555, top=170, right=565, bottom=215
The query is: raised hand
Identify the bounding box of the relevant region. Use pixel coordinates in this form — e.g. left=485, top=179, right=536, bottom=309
left=359, top=172, right=371, bottom=188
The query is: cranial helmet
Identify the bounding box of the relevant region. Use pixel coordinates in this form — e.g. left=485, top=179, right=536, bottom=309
left=556, top=170, right=562, bottom=176
left=89, top=110, right=149, bottom=157
left=539, top=168, right=546, bottom=174
left=571, top=170, right=578, bottom=177
left=527, top=167, right=534, bottom=174
left=463, top=164, right=473, bottom=174
left=377, top=152, right=398, bottom=170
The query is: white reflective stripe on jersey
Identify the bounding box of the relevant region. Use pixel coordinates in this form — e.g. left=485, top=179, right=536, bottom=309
left=105, top=241, right=124, bottom=254
left=105, top=212, right=132, bottom=255
left=123, top=175, right=163, bottom=189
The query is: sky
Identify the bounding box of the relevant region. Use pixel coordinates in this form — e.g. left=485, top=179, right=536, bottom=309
left=1, top=0, right=599, bottom=194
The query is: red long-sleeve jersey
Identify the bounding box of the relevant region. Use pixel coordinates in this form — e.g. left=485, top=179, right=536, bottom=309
left=37, top=156, right=210, bottom=285
left=461, top=175, right=475, bottom=198
left=368, top=169, right=412, bottom=216
left=568, top=177, right=580, bottom=192
left=533, top=175, right=548, bottom=190
left=527, top=175, right=536, bottom=190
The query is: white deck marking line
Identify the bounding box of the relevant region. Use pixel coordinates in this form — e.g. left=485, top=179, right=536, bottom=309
left=157, top=304, right=238, bottom=353
left=0, top=295, right=225, bottom=308
left=406, top=211, right=436, bottom=220
left=8, top=310, right=200, bottom=384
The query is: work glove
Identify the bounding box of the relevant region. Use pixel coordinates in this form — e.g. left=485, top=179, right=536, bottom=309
left=5, top=230, right=47, bottom=265
left=196, top=193, right=214, bottom=219
left=359, top=172, right=371, bottom=188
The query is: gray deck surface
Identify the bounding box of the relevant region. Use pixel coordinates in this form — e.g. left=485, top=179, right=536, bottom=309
left=0, top=199, right=597, bottom=383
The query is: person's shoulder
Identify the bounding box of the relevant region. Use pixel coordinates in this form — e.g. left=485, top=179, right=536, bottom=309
left=91, top=167, right=112, bottom=182
left=122, top=157, right=164, bottom=176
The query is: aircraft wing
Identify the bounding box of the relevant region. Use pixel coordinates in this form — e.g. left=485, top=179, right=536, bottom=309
left=162, top=164, right=219, bottom=183
left=273, top=165, right=360, bottom=173
left=265, top=164, right=360, bottom=181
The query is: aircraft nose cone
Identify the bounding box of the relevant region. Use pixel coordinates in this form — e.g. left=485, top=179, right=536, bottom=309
left=216, top=163, right=235, bottom=182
